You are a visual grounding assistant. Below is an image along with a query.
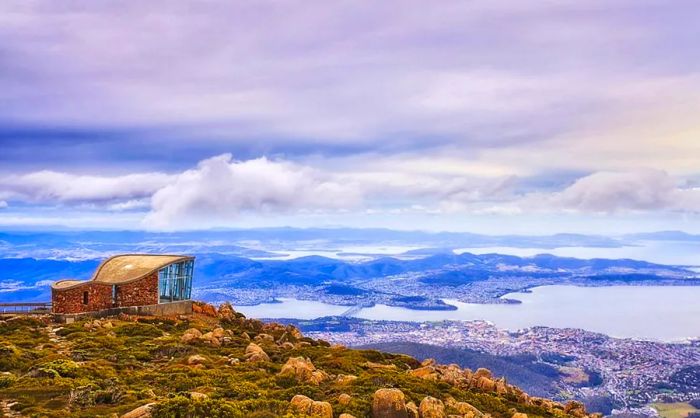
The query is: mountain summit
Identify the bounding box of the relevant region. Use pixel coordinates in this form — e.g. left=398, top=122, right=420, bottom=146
left=0, top=302, right=596, bottom=418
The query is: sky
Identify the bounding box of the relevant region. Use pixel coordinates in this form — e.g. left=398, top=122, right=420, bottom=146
left=0, top=1, right=699, bottom=234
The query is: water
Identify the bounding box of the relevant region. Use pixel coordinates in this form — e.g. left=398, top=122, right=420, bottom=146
left=454, top=240, right=700, bottom=266
left=236, top=285, right=700, bottom=342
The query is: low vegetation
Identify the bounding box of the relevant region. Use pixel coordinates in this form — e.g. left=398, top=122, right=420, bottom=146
left=0, top=303, right=598, bottom=417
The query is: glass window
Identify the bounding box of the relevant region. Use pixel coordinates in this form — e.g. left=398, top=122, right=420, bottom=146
left=158, top=259, right=194, bottom=303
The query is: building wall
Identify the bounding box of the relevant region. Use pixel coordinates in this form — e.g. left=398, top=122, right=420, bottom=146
left=115, top=272, right=159, bottom=307
left=52, top=272, right=159, bottom=314
left=52, top=282, right=113, bottom=314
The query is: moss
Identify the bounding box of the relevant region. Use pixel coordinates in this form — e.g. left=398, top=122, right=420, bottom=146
left=0, top=313, right=579, bottom=418
left=36, top=359, right=80, bottom=378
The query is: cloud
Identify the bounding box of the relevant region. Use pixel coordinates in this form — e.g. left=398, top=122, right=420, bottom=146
left=0, top=201, right=7, bottom=209
left=2, top=0, right=700, bottom=176
left=142, top=154, right=362, bottom=229
left=0, top=170, right=173, bottom=205
left=548, top=169, right=700, bottom=213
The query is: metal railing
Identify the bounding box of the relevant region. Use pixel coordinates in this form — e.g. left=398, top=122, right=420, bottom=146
left=0, top=302, right=52, bottom=315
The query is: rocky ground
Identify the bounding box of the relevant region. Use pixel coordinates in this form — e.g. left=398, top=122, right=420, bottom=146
left=0, top=303, right=600, bottom=418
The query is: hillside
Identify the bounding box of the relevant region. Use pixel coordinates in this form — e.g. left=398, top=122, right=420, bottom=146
left=0, top=302, right=596, bottom=418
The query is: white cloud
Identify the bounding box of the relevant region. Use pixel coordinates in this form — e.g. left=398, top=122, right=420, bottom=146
left=548, top=169, right=700, bottom=213
left=142, top=154, right=362, bottom=229
left=0, top=201, right=7, bottom=209
left=0, top=170, right=173, bottom=205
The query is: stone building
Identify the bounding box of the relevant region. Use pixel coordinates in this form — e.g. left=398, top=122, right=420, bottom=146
left=51, top=254, right=195, bottom=314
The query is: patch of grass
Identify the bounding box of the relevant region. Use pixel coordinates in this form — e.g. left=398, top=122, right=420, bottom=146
left=654, top=402, right=700, bottom=418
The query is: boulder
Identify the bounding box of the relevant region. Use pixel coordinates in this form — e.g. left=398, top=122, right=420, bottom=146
left=336, top=374, right=358, bottom=385
left=564, top=400, right=587, bottom=418
left=186, top=355, right=207, bottom=366
left=438, top=364, right=466, bottom=386
left=217, top=302, right=236, bottom=321
left=181, top=328, right=202, bottom=344
left=289, top=394, right=333, bottom=418
left=288, top=325, right=304, bottom=340
left=339, top=414, right=357, bottom=418
left=279, top=357, right=328, bottom=384
left=189, top=392, right=208, bottom=400
left=211, top=327, right=226, bottom=338
left=244, top=343, right=270, bottom=362
left=474, top=368, right=492, bottom=379
left=200, top=332, right=221, bottom=347
left=364, top=361, right=398, bottom=370
left=474, top=376, right=496, bottom=392
left=406, top=401, right=419, bottom=418
left=372, top=388, right=408, bottom=418
left=445, top=398, right=483, bottom=418
left=193, top=302, right=218, bottom=317
left=410, top=366, right=438, bottom=380
left=254, top=333, right=275, bottom=343
left=338, top=393, right=352, bottom=405
left=512, top=413, right=528, bottom=418
left=421, top=358, right=437, bottom=367
left=419, top=396, right=446, bottom=418
left=120, top=403, right=154, bottom=418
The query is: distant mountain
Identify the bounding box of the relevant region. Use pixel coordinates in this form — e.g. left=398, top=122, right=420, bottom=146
left=0, top=250, right=693, bottom=304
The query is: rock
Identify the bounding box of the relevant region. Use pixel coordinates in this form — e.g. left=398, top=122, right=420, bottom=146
left=181, top=328, right=202, bottom=344
left=339, top=414, right=357, bottom=418
left=564, top=400, right=587, bottom=418
left=495, top=378, right=508, bottom=395
left=200, top=332, right=221, bottom=347
left=421, top=358, right=436, bottom=367
left=438, top=364, right=466, bottom=386
left=189, top=391, right=208, bottom=400
left=336, top=374, right=358, bottom=385
left=406, top=401, right=419, bottom=418
left=217, top=302, right=236, bottom=321
left=338, top=393, right=352, bottom=405
left=281, top=342, right=295, bottom=350
left=244, top=343, right=270, bottom=362
left=363, top=361, right=398, bottom=370
left=288, top=325, right=303, bottom=340
left=474, top=368, right=492, bottom=379
left=445, top=399, right=483, bottom=418
left=474, top=376, right=496, bottom=392
left=512, top=413, right=528, bottom=418
left=419, top=396, right=445, bottom=418
left=410, top=366, right=438, bottom=380
left=120, top=403, right=154, bottom=418
left=279, top=357, right=329, bottom=384
left=186, top=354, right=207, bottom=365
left=289, top=394, right=333, bottom=418
left=211, top=327, right=226, bottom=338
left=254, top=333, right=275, bottom=343
left=372, top=388, right=408, bottom=418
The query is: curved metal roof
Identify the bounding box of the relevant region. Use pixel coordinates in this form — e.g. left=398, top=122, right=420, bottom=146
left=51, top=254, right=194, bottom=290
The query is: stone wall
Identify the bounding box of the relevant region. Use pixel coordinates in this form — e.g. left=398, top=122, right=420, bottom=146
left=53, top=272, right=160, bottom=314
left=116, top=272, right=159, bottom=307
left=52, top=282, right=113, bottom=314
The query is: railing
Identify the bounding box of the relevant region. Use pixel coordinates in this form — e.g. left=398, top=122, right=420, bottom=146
left=0, top=302, right=52, bottom=315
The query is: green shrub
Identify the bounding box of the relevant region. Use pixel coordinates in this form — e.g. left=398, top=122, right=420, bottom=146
left=151, top=396, right=245, bottom=418
left=0, top=373, right=17, bottom=388
left=115, top=323, right=164, bottom=338
left=36, top=359, right=79, bottom=378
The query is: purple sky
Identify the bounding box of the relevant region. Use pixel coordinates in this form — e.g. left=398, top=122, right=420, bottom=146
left=0, top=1, right=699, bottom=233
